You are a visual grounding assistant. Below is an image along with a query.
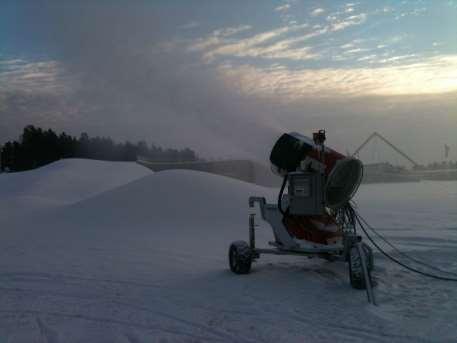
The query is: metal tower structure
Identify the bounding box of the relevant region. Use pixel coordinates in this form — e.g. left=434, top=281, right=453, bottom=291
left=353, top=132, right=419, bottom=168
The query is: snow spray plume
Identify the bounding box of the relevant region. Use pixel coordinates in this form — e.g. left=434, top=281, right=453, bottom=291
left=7, top=1, right=281, bottom=160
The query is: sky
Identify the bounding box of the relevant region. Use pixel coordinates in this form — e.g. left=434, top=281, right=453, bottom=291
left=1, top=0, right=456, bottom=165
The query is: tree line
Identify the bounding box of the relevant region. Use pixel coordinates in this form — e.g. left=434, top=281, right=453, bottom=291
left=1, top=125, right=199, bottom=172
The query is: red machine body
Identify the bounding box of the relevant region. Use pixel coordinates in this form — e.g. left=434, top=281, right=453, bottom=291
left=270, top=132, right=363, bottom=244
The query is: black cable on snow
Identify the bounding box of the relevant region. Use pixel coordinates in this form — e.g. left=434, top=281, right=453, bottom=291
left=352, top=209, right=457, bottom=282
left=356, top=212, right=457, bottom=277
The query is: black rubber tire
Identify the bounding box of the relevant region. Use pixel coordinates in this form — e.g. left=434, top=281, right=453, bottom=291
left=349, top=245, right=368, bottom=290
left=229, top=241, right=252, bottom=274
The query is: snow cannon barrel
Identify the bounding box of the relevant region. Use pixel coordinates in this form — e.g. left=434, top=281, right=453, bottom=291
left=270, top=132, right=363, bottom=209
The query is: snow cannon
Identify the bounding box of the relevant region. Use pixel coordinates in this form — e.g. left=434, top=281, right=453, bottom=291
left=270, top=131, right=363, bottom=210
left=229, top=130, right=376, bottom=302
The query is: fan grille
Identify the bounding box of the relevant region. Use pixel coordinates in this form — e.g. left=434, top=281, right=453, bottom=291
left=325, top=158, right=363, bottom=209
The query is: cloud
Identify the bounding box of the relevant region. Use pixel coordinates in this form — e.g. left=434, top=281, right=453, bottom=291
left=179, top=21, right=199, bottom=30
left=344, top=2, right=358, bottom=12
left=340, top=43, right=355, bottom=49
left=330, top=13, right=367, bottom=31
left=208, top=32, right=320, bottom=61
left=377, top=54, right=416, bottom=64
left=189, top=25, right=252, bottom=51
left=275, top=4, right=290, bottom=12
left=343, top=48, right=368, bottom=55
left=0, top=59, right=74, bottom=94
left=0, top=59, right=26, bottom=67
left=2, top=2, right=455, bottom=164
left=395, top=7, right=427, bottom=20
left=217, top=55, right=457, bottom=99
left=357, top=54, right=377, bottom=62
left=214, top=25, right=253, bottom=38
left=311, top=8, right=325, bottom=16
left=190, top=8, right=371, bottom=64
left=191, top=24, right=322, bottom=62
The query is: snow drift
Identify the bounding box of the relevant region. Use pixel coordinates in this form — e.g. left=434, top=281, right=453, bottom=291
left=0, top=158, right=152, bottom=205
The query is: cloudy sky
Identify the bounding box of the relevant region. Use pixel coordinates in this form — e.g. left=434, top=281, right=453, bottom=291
left=1, top=0, right=456, bottom=164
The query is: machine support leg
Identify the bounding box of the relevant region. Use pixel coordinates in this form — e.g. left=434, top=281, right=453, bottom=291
left=249, top=214, right=256, bottom=250
left=356, top=242, right=376, bottom=305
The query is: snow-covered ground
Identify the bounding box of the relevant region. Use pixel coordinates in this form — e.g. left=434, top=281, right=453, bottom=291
left=0, top=159, right=151, bottom=215
left=0, top=159, right=456, bottom=342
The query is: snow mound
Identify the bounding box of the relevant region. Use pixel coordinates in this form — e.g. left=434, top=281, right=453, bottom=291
left=0, top=158, right=151, bottom=207
left=64, top=169, right=276, bottom=229
left=1, top=163, right=456, bottom=342
left=26, top=170, right=279, bottom=260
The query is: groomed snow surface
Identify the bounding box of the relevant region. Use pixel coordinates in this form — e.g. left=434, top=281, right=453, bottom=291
left=1, top=158, right=456, bottom=342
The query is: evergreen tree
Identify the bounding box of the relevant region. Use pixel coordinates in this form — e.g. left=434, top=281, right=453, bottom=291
left=1, top=125, right=200, bottom=172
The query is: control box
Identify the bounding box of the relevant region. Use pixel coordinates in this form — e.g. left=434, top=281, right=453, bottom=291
left=287, top=172, right=325, bottom=215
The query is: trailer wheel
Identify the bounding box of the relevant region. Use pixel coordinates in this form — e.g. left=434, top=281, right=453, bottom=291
left=229, top=241, right=252, bottom=274
left=349, top=245, right=370, bottom=289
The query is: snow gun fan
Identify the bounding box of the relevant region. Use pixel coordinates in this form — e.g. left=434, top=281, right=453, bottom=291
left=229, top=130, right=376, bottom=303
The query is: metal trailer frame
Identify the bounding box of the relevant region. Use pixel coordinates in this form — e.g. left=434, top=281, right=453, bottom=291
left=241, top=196, right=376, bottom=304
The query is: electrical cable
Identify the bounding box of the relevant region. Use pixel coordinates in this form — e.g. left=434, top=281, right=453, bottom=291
left=356, top=212, right=457, bottom=277
left=352, top=209, right=457, bottom=282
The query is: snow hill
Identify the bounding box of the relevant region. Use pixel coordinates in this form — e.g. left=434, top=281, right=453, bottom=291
left=0, top=159, right=456, bottom=342
left=0, top=158, right=152, bottom=206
